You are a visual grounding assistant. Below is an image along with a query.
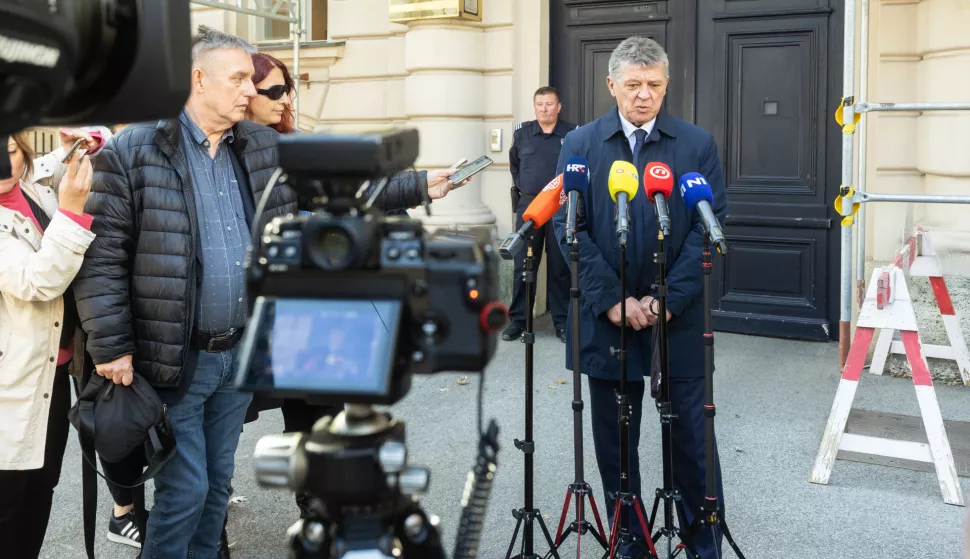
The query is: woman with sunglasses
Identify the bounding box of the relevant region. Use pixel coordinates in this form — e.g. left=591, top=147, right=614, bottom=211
left=246, top=53, right=297, bottom=134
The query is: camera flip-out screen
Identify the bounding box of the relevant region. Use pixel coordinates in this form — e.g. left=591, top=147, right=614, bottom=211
left=236, top=297, right=401, bottom=401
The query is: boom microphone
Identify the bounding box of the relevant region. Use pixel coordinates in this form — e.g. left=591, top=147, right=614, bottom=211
left=562, top=157, right=590, bottom=244
left=644, top=162, right=673, bottom=234
left=679, top=172, right=728, bottom=254
left=607, top=161, right=639, bottom=246
left=499, top=174, right=566, bottom=260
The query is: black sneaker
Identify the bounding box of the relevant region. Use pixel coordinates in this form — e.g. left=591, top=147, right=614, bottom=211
left=107, top=509, right=142, bottom=549
left=502, top=324, right=524, bottom=341
left=556, top=327, right=567, bottom=343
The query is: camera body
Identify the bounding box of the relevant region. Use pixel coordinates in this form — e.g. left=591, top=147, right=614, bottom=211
left=235, top=129, right=508, bottom=407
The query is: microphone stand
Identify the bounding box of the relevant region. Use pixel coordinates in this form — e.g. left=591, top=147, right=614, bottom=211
left=646, top=228, right=700, bottom=559
left=606, top=229, right=657, bottom=559
left=687, top=238, right=746, bottom=558
left=551, top=232, right=609, bottom=559
left=506, top=239, right=560, bottom=559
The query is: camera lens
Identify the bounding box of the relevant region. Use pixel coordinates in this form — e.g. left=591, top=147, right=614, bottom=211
left=311, top=227, right=354, bottom=270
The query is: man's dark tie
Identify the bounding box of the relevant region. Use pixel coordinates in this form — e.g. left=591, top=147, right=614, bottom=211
left=633, top=128, right=648, bottom=173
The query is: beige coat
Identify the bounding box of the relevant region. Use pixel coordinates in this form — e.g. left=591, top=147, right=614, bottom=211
left=0, top=180, right=95, bottom=470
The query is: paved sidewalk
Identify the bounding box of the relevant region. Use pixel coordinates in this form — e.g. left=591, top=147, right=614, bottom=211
left=41, top=317, right=969, bottom=558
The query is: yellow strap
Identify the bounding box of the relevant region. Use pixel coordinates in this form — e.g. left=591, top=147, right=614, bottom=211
left=834, top=186, right=861, bottom=226
left=834, top=98, right=861, bottom=132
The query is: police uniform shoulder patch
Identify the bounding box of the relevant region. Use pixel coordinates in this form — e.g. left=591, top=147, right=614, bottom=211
left=514, top=121, right=525, bottom=132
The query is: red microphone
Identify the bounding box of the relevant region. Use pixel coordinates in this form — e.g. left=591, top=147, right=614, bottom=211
left=499, top=174, right=564, bottom=259
left=644, top=162, right=673, bottom=233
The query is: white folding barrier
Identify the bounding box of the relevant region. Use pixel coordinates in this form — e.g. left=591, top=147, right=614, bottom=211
left=810, top=231, right=965, bottom=506
left=868, top=230, right=970, bottom=386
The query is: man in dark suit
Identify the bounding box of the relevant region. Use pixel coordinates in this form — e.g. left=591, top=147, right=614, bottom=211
left=552, top=37, right=728, bottom=559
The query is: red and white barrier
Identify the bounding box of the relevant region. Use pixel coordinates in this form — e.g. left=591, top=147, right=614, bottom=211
left=869, top=230, right=970, bottom=386
left=810, top=250, right=964, bottom=506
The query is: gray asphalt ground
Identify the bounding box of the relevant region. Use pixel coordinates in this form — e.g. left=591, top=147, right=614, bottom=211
left=41, top=316, right=970, bottom=559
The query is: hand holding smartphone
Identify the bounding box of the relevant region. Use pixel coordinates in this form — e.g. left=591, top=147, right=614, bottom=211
left=448, top=155, right=493, bottom=184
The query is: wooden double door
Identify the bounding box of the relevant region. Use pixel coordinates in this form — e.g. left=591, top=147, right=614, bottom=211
left=550, top=0, right=844, bottom=340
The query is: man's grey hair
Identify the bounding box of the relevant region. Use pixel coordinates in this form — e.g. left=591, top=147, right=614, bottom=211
left=608, top=37, right=670, bottom=82
left=191, top=26, right=255, bottom=68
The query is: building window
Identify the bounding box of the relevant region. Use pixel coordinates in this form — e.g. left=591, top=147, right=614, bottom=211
left=251, top=0, right=327, bottom=44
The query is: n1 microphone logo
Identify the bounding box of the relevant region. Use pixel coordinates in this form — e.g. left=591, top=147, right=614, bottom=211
left=565, top=164, right=586, bottom=173
left=647, top=164, right=671, bottom=181
left=680, top=175, right=709, bottom=196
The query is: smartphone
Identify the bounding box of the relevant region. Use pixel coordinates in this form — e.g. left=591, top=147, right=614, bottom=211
left=61, top=139, right=85, bottom=163
left=452, top=157, right=469, bottom=170
left=448, top=155, right=493, bottom=184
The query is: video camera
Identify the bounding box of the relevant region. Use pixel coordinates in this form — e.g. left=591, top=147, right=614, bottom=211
left=235, top=130, right=507, bottom=558
left=234, top=129, right=508, bottom=406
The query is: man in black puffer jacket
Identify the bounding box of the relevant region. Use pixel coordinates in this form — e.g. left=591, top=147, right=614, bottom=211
left=72, top=29, right=451, bottom=558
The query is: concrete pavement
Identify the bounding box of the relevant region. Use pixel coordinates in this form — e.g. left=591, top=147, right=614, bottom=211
left=40, top=316, right=969, bottom=558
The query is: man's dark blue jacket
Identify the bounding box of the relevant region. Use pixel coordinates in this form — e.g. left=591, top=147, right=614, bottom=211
left=552, top=107, right=727, bottom=381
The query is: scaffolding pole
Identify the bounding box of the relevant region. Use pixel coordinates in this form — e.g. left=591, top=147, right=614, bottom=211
left=838, top=1, right=970, bottom=367
left=190, top=0, right=304, bottom=129
left=838, top=0, right=857, bottom=367
left=855, top=0, right=870, bottom=309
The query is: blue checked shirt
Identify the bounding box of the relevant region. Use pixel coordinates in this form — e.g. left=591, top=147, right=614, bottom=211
left=179, top=110, right=251, bottom=335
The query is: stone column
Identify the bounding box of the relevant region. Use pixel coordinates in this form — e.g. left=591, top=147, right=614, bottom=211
left=402, top=20, right=495, bottom=227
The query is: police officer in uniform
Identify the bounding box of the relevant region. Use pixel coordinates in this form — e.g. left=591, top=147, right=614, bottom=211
left=506, top=86, right=577, bottom=343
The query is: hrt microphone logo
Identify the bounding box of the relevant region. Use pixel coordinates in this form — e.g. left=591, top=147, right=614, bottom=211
left=565, top=163, right=586, bottom=173
left=647, top=163, right=671, bottom=181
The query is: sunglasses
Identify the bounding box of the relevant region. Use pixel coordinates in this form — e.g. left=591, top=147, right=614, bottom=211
left=256, top=85, right=294, bottom=101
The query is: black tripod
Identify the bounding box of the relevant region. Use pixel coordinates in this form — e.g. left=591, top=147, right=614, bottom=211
left=506, top=240, right=560, bottom=559
left=606, top=233, right=658, bottom=559
left=551, top=233, right=609, bottom=559
left=646, top=228, right=700, bottom=559
left=686, top=239, right=745, bottom=559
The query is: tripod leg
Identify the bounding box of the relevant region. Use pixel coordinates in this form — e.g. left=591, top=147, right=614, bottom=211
left=719, top=517, right=744, bottom=559
left=506, top=515, right=523, bottom=559
left=587, top=490, right=608, bottom=545
left=555, top=491, right=573, bottom=544
left=608, top=497, right=623, bottom=558
left=631, top=497, right=658, bottom=559
left=537, top=514, right=561, bottom=559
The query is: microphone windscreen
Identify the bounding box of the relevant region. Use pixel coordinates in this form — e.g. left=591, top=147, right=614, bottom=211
left=562, top=156, right=590, bottom=196
left=644, top=162, right=674, bottom=198
left=678, top=172, right=714, bottom=211
left=522, top=174, right=565, bottom=227
left=607, top=160, right=639, bottom=202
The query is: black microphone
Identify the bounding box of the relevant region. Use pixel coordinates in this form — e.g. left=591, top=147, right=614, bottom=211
left=562, top=156, right=590, bottom=244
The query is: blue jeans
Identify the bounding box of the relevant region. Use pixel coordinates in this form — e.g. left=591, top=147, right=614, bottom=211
left=144, top=348, right=252, bottom=558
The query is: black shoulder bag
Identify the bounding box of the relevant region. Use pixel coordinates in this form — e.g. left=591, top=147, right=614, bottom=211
left=68, top=372, right=177, bottom=559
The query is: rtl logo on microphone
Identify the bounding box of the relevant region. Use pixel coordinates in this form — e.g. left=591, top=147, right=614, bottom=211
left=565, top=163, right=586, bottom=173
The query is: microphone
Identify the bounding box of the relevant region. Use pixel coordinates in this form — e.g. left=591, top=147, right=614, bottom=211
left=644, top=161, right=673, bottom=234
left=607, top=161, right=639, bottom=246
left=562, top=156, right=590, bottom=244
left=499, top=174, right=566, bottom=260
left=679, top=172, right=728, bottom=254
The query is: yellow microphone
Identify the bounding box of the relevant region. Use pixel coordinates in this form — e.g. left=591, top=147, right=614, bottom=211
left=607, top=160, right=640, bottom=245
